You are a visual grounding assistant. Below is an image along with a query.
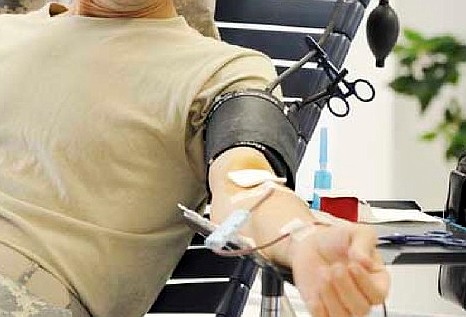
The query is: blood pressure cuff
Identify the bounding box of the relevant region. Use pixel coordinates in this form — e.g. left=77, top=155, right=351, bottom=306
left=204, top=89, right=299, bottom=190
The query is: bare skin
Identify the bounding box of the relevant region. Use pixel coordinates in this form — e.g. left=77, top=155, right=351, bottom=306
left=74, top=0, right=177, bottom=18
left=73, top=1, right=391, bottom=315
left=210, top=147, right=390, bottom=317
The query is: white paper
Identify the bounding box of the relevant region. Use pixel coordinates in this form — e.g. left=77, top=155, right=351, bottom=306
left=359, top=207, right=443, bottom=224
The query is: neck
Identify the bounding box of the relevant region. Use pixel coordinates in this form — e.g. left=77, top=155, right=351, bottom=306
left=74, top=0, right=177, bottom=18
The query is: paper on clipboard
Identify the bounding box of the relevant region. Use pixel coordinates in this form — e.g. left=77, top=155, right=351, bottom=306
left=358, top=205, right=443, bottom=224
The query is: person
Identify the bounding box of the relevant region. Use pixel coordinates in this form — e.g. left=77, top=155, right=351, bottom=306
left=0, top=0, right=390, bottom=316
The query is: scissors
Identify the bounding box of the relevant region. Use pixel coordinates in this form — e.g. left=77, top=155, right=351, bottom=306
left=378, top=230, right=466, bottom=248
left=304, top=36, right=376, bottom=117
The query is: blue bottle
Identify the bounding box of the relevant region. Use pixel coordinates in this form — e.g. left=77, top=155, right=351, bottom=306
left=311, top=127, right=332, bottom=210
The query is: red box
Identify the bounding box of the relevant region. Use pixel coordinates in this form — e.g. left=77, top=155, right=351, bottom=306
left=320, top=196, right=359, bottom=222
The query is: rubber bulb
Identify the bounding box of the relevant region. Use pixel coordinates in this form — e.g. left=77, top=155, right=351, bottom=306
left=366, top=0, right=400, bottom=68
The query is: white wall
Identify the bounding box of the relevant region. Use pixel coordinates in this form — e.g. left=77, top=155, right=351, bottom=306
left=391, top=0, right=466, bottom=211
left=297, top=0, right=466, bottom=211
left=296, top=0, right=395, bottom=202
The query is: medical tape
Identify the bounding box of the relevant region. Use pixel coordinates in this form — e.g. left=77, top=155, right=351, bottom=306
left=205, top=208, right=250, bottom=250
left=280, top=219, right=315, bottom=242
left=208, top=169, right=331, bottom=251
left=280, top=218, right=333, bottom=242
left=228, top=169, right=286, bottom=188
left=206, top=170, right=285, bottom=250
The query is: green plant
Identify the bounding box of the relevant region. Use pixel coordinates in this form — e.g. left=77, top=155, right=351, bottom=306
left=390, top=28, right=466, bottom=160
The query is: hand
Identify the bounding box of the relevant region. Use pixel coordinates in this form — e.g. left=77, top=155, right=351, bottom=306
left=290, top=224, right=390, bottom=317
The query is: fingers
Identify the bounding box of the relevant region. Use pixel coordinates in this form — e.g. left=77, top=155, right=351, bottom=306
left=293, top=243, right=330, bottom=315
left=293, top=224, right=390, bottom=317
left=331, top=263, right=371, bottom=317
left=349, top=261, right=390, bottom=305
left=306, top=265, right=371, bottom=317
left=320, top=270, right=352, bottom=317
left=303, top=269, right=343, bottom=317
left=307, top=297, right=329, bottom=317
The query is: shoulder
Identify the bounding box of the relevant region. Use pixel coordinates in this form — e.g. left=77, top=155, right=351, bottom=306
left=201, top=40, right=278, bottom=94
left=191, top=33, right=276, bottom=79
left=178, top=23, right=271, bottom=66
left=170, top=27, right=277, bottom=92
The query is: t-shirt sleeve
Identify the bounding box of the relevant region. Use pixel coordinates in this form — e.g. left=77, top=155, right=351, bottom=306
left=185, top=52, right=282, bottom=183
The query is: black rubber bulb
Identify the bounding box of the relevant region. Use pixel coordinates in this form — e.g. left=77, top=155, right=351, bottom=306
left=366, top=0, right=400, bottom=67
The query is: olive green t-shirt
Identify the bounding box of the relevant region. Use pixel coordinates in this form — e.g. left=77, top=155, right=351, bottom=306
left=0, top=3, right=278, bottom=317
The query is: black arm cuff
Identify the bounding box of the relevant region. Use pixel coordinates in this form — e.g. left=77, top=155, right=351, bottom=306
left=204, top=89, right=299, bottom=190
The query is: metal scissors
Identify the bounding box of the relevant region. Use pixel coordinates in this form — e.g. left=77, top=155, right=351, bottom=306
left=378, top=230, right=466, bottom=248
left=305, top=36, right=376, bottom=117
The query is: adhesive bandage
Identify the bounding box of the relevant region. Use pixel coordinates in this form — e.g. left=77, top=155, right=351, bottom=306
left=280, top=217, right=333, bottom=242
left=230, top=182, right=275, bottom=206
left=280, top=219, right=316, bottom=242
left=228, top=169, right=286, bottom=188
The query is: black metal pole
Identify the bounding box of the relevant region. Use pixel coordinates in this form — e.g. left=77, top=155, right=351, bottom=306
left=260, top=266, right=284, bottom=317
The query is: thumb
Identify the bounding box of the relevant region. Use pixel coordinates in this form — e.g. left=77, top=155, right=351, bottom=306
left=347, top=225, right=379, bottom=270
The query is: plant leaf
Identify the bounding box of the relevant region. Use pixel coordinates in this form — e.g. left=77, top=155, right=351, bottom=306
left=420, top=131, right=438, bottom=141
left=446, top=121, right=466, bottom=160
left=404, top=29, right=425, bottom=45
left=391, top=28, right=466, bottom=161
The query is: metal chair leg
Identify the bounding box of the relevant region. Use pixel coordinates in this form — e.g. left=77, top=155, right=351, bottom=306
left=260, top=266, right=284, bottom=317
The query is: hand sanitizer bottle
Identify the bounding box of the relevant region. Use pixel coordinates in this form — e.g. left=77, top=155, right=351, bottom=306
left=311, top=127, right=332, bottom=210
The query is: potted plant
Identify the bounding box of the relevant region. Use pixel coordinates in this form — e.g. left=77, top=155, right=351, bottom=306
left=390, top=29, right=466, bottom=160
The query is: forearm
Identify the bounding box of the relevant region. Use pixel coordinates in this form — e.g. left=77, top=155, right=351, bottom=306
left=208, top=146, right=319, bottom=267
left=209, top=147, right=390, bottom=317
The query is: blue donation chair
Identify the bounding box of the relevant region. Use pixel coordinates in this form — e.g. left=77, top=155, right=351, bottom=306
left=149, top=0, right=371, bottom=316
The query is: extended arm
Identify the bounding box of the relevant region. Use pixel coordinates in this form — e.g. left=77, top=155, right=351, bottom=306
left=205, top=90, right=389, bottom=317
